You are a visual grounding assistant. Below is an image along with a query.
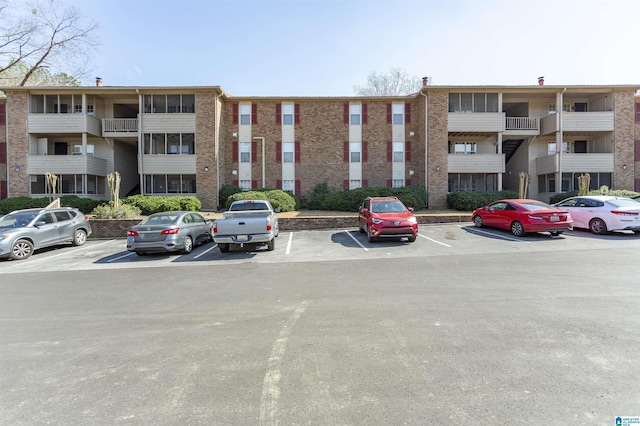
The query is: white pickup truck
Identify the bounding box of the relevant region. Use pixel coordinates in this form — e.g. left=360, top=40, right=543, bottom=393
left=213, top=200, right=279, bottom=253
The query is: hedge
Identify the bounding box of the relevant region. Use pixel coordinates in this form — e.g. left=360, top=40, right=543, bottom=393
left=306, top=184, right=428, bottom=212
left=0, top=195, right=104, bottom=215
left=447, top=190, right=519, bottom=211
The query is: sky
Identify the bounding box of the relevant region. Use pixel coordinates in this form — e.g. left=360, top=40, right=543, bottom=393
left=55, top=0, right=640, bottom=95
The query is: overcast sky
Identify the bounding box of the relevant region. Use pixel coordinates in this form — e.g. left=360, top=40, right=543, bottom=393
left=67, top=0, right=640, bottom=95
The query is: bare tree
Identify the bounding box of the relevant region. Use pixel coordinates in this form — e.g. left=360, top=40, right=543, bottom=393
left=0, top=0, right=100, bottom=86
left=353, top=68, right=424, bottom=96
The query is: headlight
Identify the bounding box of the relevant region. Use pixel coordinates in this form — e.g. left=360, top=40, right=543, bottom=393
left=407, top=217, right=417, bottom=224
left=371, top=218, right=384, bottom=224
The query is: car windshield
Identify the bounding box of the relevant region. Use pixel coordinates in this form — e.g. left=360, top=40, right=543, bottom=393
left=141, top=214, right=180, bottom=225
left=230, top=202, right=269, bottom=211
left=0, top=212, right=37, bottom=228
left=607, top=198, right=640, bottom=208
left=371, top=201, right=407, bottom=213
left=519, top=201, right=553, bottom=211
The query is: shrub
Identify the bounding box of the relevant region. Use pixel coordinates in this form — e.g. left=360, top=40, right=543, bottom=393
left=91, top=202, right=141, bottom=219
left=447, top=190, right=519, bottom=211
left=121, top=195, right=201, bottom=215
left=550, top=189, right=640, bottom=204
left=58, top=195, right=104, bottom=214
left=0, top=196, right=105, bottom=215
left=226, top=191, right=268, bottom=208
left=219, top=184, right=241, bottom=207
left=262, top=190, right=298, bottom=212
left=306, top=183, right=428, bottom=212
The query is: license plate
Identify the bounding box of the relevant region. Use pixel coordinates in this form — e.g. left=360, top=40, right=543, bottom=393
left=550, top=215, right=559, bottom=222
left=236, top=235, right=248, bottom=242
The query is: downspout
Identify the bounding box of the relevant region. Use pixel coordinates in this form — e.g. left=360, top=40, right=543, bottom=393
left=136, top=89, right=143, bottom=194
left=420, top=89, right=428, bottom=208
left=215, top=91, right=221, bottom=210
left=557, top=88, right=566, bottom=194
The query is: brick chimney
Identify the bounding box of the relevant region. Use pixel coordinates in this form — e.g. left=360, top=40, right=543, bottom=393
left=422, top=76, right=429, bottom=87
left=96, top=77, right=102, bottom=87
left=538, top=76, right=544, bottom=86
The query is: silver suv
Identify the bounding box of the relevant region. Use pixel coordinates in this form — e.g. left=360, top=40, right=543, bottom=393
left=0, top=207, right=92, bottom=260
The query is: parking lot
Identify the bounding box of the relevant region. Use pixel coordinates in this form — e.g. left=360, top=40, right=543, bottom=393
left=1, top=222, right=639, bottom=274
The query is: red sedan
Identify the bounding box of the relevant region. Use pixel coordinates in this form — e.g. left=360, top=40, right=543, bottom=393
left=471, top=199, right=573, bottom=237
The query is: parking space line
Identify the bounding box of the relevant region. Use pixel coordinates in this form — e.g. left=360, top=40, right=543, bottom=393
left=106, top=252, right=136, bottom=263
left=285, top=232, right=293, bottom=255
left=194, top=244, right=218, bottom=259
left=461, top=226, right=531, bottom=243
left=13, top=239, right=116, bottom=265
left=418, top=233, right=452, bottom=247
left=343, top=230, right=369, bottom=251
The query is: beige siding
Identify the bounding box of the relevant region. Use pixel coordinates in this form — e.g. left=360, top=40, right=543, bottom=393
left=447, top=112, right=504, bottom=132
left=142, top=155, right=196, bottom=174
left=563, top=112, right=614, bottom=132
left=141, top=114, right=196, bottom=133
left=448, top=154, right=505, bottom=173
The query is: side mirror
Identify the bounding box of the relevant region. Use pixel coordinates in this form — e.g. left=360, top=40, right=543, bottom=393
left=274, top=208, right=281, bottom=213
left=408, top=207, right=414, bottom=212
left=35, top=221, right=46, bottom=227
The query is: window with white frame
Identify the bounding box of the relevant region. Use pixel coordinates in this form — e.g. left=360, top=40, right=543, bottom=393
left=350, top=142, right=361, bottom=163
left=448, top=93, right=499, bottom=113
left=349, top=179, right=362, bottom=190
left=393, top=142, right=404, bottom=162
left=240, top=104, right=251, bottom=125
left=239, top=142, right=251, bottom=163
left=548, top=103, right=571, bottom=114
left=74, top=104, right=82, bottom=114
left=392, top=179, right=404, bottom=188
left=282, top=180, right=295, bottom=193
left=143, top=133, right=194, bottom=155
left=451, top=142, right=477, bottom=154
left=282, top=142, right=294, bottom=163
left=282, top=104, right=294, bottom=125
left=547, top=141, right=569, bottom=155
left=87, top=104, right=94, bottom=116
left=392, top=103, right=403, bottom=124
left=239, top=180, right=252, bottom=191
left=350, top=104, right=361, bottom=125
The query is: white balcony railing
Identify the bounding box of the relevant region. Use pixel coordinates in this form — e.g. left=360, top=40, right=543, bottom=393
left=505, top=117, right=538, bottom=131
left=103, top=118, right=138, bottom=133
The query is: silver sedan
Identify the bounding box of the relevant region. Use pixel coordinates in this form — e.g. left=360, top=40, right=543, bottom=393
left=126, top=211, right=213, bottom=255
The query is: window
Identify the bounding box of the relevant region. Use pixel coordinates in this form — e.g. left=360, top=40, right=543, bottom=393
left=282, top=142, right=294, bottom=163
left=392, top=179, right=404, bottom=188
left=547, top=141, right=569, bottom=155
left=167, top=134, right=180, bottom=154
left=636, top=103, right=640, bottom=123
left=350, top=104, right=361, bottom=125
left=30, top=175, right=46, bottom=194
left=182, top=134, right=195, bottom=154
left=538, top=174, right=556, bottom=193
left=449, top=93, right=499, bottom=112
left=392, top=103, right=404, bottom=124
left=548, top=103, right=571, bottom=114
left=350, top=142, right=361, bottom=163
left=239, top=180, right=252, bottom=191
left=393, top=142, right=404, bottom=162
left=282, top=180, right=295, bottom=193
left=240, top=104, right=251, bottom=125
left=143, top=133, right=194, bottom=155
left=240, top=142, right=251, bottom=163
left=87, top=104, right=94, bottom=116
left=152, top=134, right=166, bottom=154
left=448, top=173, right=497, bottom=192
left=282, top=104, right=294, bottom=125
left=74, top=104, right=83, bottom=114
left=349, top=180, right=361, bottom=190
left=451, top=142, right=477, bottom=154
left=144, top=94, right=194, bottom=113
left=0, top=104, right=5, bottom=125
left=72, top=145, right=83, bottom=155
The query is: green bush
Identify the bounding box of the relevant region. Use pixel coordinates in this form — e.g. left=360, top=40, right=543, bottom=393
left=219, top=184, right=241, bottom=207
left=121, top=195, right=202, bottom=215
left=447, top=190, right=519, bottom=211
left=0, top=196, right=105, bottom=215
left=91, top=202, right=141, bottom=219
left=306, top=183, right=428, bottom=212
left=550, top=189, right=640, bottom=204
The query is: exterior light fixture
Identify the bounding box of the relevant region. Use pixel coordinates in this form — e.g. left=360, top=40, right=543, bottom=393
left=204, top=166, right=209, bottom=172
left=435, top=166, right=440, bottom=172
left=14, top=166, right=20, bottom=172
left=622, top=164, right=627, bottom=170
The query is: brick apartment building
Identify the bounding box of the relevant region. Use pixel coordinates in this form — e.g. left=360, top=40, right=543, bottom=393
left=1, top=79, right=639, bottom=210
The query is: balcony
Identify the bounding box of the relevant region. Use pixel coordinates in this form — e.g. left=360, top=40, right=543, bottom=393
left=539, top=111, right=614, bottom=135
left=447, top=112, right=504, bottom=132
left=103, top=118, right=138, bottom=137
left=503, top=117, right=539, bottom=136
left=28, top=114, right=102, bottom=136
left=535, top=153, right=614, bottom=175
left=27, top=155, right=108, bottom=176
left=448, top=154, right=505, bottom=173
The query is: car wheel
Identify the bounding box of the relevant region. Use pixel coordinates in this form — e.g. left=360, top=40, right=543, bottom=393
left=407, top=235, right=416, bottom=242
left=473, top=215, right=483, bottom=228
left=589, top=218, right=608, bottom=235
left=219, top=243, right=229, bottom=253
left=72, top=229, right=87, bottom=246
left=267, top=238, right=275, bottom=251
left=511, top=221, right=526, bottom=237
left=550, top=231, right=562, bottom=236
left=11, top=239, right=34, bottom=260
left=358, top=220, right=365, bottom=233
left=367, top=225, right=377, bottom=243
left=182, top=236, right=193, bottom=254
left=135, top=251, right=146, bottom=256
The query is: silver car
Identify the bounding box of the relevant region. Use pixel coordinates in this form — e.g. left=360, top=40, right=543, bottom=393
left=0, top=207, right=92, bottom=260
left=127, top=211, right=213, bottom=255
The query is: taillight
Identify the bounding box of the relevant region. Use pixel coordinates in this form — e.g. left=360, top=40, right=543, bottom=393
left=266, top=219, right=272, bottom=231
left=611, top=211, right=639, bottom=216
left=160, top=228, right=180, bottom=235
left=84, top=215, right=89, bottom=220
left=213, top=225, right=218, bottom=234
left=127, top=230, right=138, bottom=237
left=528, top=215, right=543, bottom=220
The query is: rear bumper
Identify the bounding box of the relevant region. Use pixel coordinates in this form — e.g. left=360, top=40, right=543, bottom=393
left=126, top=237, right=184, bottom=253
left=214, top=233, right=273, bottom=244
left=525, top=222, right=573, bottom=233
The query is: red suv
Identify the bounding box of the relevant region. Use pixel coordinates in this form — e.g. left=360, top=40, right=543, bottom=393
left=358, top=196, right=418, bottom=243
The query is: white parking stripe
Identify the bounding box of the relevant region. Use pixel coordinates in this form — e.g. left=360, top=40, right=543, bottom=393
left=343, top=230, right=369, bottom=251
left=461, top=226, right=531, bottom=243
left=194, top=244, right=218, bottom=259
left=285, top=232, right=293, bottom=255
left=12, top=239, right=115, bottom=266
left=106, top=252, right=136, bottom=262
left=418, top=233, right=452, bottom=247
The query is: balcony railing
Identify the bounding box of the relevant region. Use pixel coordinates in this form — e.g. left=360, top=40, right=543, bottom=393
left=505, top=117, right=538, bottom=131
left=103, top=118, right=138, bottom=133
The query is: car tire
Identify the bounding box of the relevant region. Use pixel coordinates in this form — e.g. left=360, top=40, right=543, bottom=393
left=11, top=239, right=34, bottom=260
left=589, top=218, right=608, bottom=235
left=550, top=231, right=562, bottom=236
left=407, top=235, right=416, bottom=242
left=511, top=221, right=526, bottom=237
left=72, top=229, right=87, bottom=246
left=367, top=226, right=377, bottom=243
left=473, top=215, right=483, bottom=228
left=219, top=243, right=229, bottom=253
left=182, top=236, right=193, bottom=254
left=135, top=251, right=146, bottom=256
left=358, top=220, right=365, bottom=233
left=267, top=238, right=275, bottom=251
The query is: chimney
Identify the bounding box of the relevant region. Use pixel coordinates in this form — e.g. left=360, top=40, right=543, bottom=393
left=538, top=76, right=544, bottom=86
left=96, top=77, right=102, bottom=87
left=422, top=76, right=429, bottom=87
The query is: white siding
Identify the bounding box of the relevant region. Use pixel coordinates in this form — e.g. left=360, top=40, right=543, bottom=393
left=447, top=154, right=505, bottom=173
left=140, top=114, right=196, bottom=133
left=142, top=155, right=196, bottom=174
left=447, top=112, right=504, bottom=132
